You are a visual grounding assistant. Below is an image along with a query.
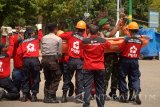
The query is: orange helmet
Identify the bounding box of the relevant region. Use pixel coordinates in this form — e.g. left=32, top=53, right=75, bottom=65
left=76, top=20, right=86, bottom=29
left=127, top=22, right=139, bottom=30
left=56, top=30, right=64, bottom=36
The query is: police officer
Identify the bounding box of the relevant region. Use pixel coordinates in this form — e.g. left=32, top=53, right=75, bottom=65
left=41, top=23, right=62, bottom=103
left=98, top=18, right=121, bottom=100
left=60, top=20, right=86, bottom=103
left=81, top=25, right=111, bottom=107
left=0, top=30, right=20, bottom=101
left=119, top=22, right=142, bottom=105
left=17, top=25, right=43, bottom=102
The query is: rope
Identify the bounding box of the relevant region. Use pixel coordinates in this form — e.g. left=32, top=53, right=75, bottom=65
left=132, top=18, right=158, bottom=24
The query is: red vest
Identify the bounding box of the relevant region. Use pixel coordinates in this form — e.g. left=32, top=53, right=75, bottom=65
left=0, top=36, right=14, bottom=79
left=60, top=31, right=84, bottom=58
left=17, top=30, right=42, bottom=58
left=120, top=36, right=142, bottom=58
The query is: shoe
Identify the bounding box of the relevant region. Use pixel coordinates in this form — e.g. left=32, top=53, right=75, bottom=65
left=31, top=94, right=37, bottom=102
left=129, top=90, right=135, bottom=101
left=119, top=93, right=128, bottom=103
left=135, top=94, right=141, bottom=105
left=0, top=90, right=6, bottom=100
left=21, top=93, right=28, bottom=102
left=51, top=94, right=59, bottom=103
left=132, top=91, right=141, bottom=105
left=68, top=82, right=74, bottom=97
left=61, top=93, right=67, bottom=103
left=109, top=92, right=118, bottom=100
left=27, top=93, right=32, bottom=101
left=43, top=90, right=59, bottom=103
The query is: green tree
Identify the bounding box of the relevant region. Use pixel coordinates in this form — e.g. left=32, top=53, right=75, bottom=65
left=0, top=0, right=39, bottom=27
left=121, top=0, right=153, bottom=25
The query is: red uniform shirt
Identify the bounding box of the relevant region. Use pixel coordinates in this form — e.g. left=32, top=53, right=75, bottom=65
left=0, top=36, right=14, bottom=79
left=17, top=30, right=42, bottom=58
left=81, top=36, right=111, bottom=70
left=60, top=31, right=84, bottom=58
left=13, top=34, right=23, bottom=69
left=120, top=36, right=142, bottom=58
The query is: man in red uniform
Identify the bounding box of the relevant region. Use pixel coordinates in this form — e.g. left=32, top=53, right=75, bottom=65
left=0, top=32, right=20, bottom=100
left=12, top=29, right=24, bottom=92
left=119, top=22, right=142, bottom=105
left=60, top=20, right=86, bottom=103
left=17, top=25, right=42, bottom=102
left=81, top=25, right=111, bottom=107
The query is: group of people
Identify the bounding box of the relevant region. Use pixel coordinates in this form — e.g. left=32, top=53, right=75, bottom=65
left=0, top=17, right=144, bottom=107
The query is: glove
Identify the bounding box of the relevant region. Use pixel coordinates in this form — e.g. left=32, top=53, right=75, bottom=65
left=36, top=24, right=42, bottom=30
left=1, top=26, right=8, bottom=36
left=7, top=27, right=13, bottom=35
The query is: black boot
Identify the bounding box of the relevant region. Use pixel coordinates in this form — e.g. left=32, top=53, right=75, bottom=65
left=43, top=90, right=59, bottom=103
left=0, top=90, right=6, bottom=100
left=109, top=90, right=118, bottom=100
left=51, top=94, right=59, bottom=103
left=26, top=93, right=32, bottom=101
left=133, top=91, right=141, bottom=105
left=68, top=82, right=74, bottom=97
left=129, top=90, right=135, bottom=101
left=21, top=93, right=28, bottom=102
left=31, top=93, right=37, bottom=102
left=61, top=92, right=67, bottom=103
left=119, top=93, right=128, bottom=103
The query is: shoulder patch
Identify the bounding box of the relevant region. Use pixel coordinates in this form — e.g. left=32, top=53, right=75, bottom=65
left=72, top=32, right=84, bottom=40
left=0, top=53, right=9, bottom=58
left=23, top=38, right=36, bottom=43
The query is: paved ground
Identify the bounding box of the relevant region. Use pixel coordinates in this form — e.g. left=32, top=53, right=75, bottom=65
left=1, top=60, right=160, bottom=107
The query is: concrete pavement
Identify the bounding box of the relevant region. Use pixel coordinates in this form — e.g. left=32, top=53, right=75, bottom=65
left=1, top=60, right=160, bottom=107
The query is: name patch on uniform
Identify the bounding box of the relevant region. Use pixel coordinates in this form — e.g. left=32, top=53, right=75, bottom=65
left=128, top=39, right=142, bottom=44
left=23, top=38, right=36, bottom=43
left=73, top=34, right=83, bottom=40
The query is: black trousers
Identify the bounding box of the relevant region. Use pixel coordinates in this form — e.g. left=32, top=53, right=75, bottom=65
left=41, top=56, right=62, bottom=95
left=119, top=58, right=141, bottom=93
left=60, top=62, right=74, bottom=92
left=83, top=70, right=105, bottom=107
left=0, top=77, right=20, bottom=100
left=62, top=57, right=83, bottom=95
left=22, top=57, right=41, bottom=94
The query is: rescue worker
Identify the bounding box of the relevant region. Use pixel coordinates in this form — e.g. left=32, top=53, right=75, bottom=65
left=119, top=22, right=142, bottom=105
left=0, top=29, right=20, bottom=100
left=57, top=30, right=74, bottom=98
left=60, top=20, right=86, bottom=103
left=12, top=29, right=24, bottom=92
left=41, top=23, right=62, bottom=103
left=59, top=53, right=75, bottom=98
left=81, top=25, right=111, bottom=107
left=98, top=18, right=121, bottom=100
left=17, top=24, right=42, bottom=102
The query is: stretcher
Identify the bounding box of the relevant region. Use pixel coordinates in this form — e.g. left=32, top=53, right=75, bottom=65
left=62, top=37, right=149, bottom=53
